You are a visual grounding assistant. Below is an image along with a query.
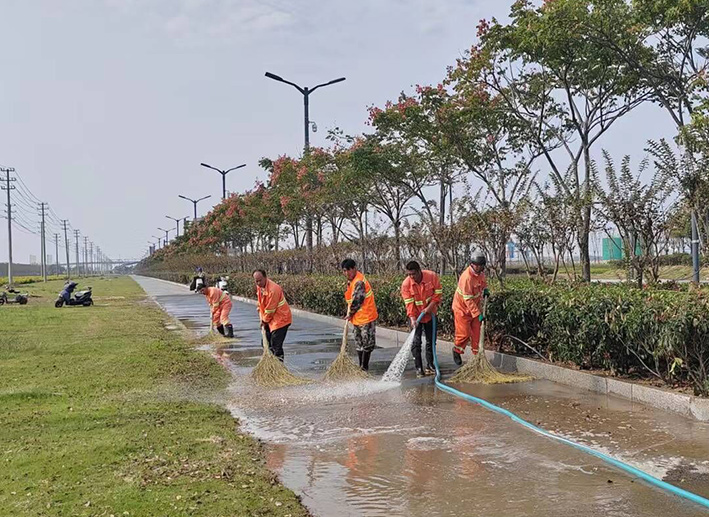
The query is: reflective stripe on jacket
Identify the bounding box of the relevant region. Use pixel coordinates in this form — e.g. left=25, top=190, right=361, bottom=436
left=204, top=287, right=229, bottom=310
left=451, top=266, right=486, bottom=318
left=400, top=270, right=443, bottom=323
left=257, top=279, right=292, bottom=331
left=344, top=271, right=378, bottom=326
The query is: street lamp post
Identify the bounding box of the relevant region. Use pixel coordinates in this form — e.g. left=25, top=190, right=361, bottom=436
left=166, top=215, right=182, bottom=237
left=200, top=163, right=246, bottom=199
left=264, top=71, right=346, bottom=257
left=264, top=72, right=346, bottom=152
left=152, top=235, right=162, bottom=249
left=158, top=227, right=173, bottom=246
left=178, top=194, right=212, bottom=220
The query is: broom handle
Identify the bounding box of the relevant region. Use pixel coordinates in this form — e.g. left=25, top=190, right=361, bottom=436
left=340, top=320, right=349, bottom=354
left=261, top=327, right=270, bottom=352
left=478, top=297, right=488, bottom=353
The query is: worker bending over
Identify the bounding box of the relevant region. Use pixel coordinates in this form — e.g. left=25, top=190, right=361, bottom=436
left=451, top=255, right=489, bottom=366
left=342, top=258, right=378, bottom=372
left=401, top=260, right=442, bottom=377
left=197, top=282, right=234, bottom=338
left=253, top=269, right=292, bottom=361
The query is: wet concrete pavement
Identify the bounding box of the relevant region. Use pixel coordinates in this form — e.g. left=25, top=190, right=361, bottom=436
left=134, top=275, right=709, bottom=516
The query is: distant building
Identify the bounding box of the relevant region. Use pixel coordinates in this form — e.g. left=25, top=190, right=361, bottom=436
left=29, top=254, right=38, bottom=265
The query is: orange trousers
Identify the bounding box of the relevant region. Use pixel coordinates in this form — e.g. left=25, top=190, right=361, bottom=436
left=453, top=312, right=481, bottom=355
left=211, top=298, right=232, bottom=326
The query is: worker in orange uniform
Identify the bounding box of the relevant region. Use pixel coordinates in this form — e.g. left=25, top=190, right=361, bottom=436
left=451, top=254, right=490, bottom=366
left=400, top=260, right=443, bottom=377
left=197, top=282, right=233, bottom=338
left=342, top=258, right=378, bottom=372
left=253, top=269, right=292, bottom=361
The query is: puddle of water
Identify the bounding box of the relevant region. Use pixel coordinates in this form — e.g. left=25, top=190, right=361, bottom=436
left=134, top=276, right=709, bottom=517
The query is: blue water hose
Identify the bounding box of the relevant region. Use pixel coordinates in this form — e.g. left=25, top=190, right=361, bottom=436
left=429, top=314, right=709, bottom=511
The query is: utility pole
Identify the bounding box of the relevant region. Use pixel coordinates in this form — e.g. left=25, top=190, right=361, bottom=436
left=1, top=167, right=16, bottom=285
left=62, top=221, right=70, bottom=279
left=83, top=236, right=89, bottom=277
left=54, top=233, right=60, bottom=276
left=74, top=230, right=81, bottom=277
left=89, top=242, right=94, bottom=275
left=38, top=203, right=48, bottom=281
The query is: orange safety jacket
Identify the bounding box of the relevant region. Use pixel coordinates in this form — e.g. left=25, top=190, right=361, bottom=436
left=344, top=271, right=378, bottom=326
left=257, top=279, right=292, bottom=331
left=401, top=270, right=443, bottom=324
left=204, top=287, right=230, bottom=311
left=451, top=266, right=487, bottom=318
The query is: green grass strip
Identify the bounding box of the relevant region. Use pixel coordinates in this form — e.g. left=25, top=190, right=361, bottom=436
left=0, top=277, right=308, bottom=516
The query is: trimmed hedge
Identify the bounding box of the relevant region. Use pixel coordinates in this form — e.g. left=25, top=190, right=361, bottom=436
left=147, top=270, right=709, bottom=396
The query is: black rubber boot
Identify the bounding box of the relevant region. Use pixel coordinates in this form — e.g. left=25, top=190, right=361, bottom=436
left=225, top=324, right=234, bottom=338
left=357, top=350, right=363, bottom=368
left=414, top=353, right=426, bottom=378
left=362, top=350, right=372, bottom=372
left=216, top=325, right=225, bottom=336
left=453, top=351, right=462, bottom=366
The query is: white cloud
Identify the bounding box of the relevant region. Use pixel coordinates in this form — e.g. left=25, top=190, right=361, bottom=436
left=104, top=0, right=295, bottom=45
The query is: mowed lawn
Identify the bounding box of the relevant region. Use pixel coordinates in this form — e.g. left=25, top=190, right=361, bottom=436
left=0, top=276, right=308, bottom=517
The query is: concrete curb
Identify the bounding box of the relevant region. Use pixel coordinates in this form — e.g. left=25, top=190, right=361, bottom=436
left=141, top=276, right=709, bottom=422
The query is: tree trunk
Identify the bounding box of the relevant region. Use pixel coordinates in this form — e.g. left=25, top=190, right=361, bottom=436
left=394, top=220, right=402, bottom=271
left=440, top=175, right=447, bottom=275
left=579, top=144, right=593, bottom=282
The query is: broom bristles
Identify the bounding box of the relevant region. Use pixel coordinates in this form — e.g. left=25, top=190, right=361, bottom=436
left=449, top=299, right=532, bottom=385
left=324, top=321, right=369, bottom=382
left=193, top=332, right=232, bottom=345
left=449, top=350, right=532, bottom=384
left=251, top=328, right=311, bottom=388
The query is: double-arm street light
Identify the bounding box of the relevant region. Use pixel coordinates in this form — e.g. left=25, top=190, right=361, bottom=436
left=200, top=163, right=245, bottom=200
left=178, top=194, right=212, bottom=220
left=158, top=227, right=173, bottom=246
left=264, top=72, right=346, bottom=151
left=166, top=215, right=183, bottom=237
left=264, top=71, right=346, bottom=256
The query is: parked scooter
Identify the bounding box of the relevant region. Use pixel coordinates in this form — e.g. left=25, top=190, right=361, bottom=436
left=55, top=281, right=93, bottom=307
left=217, top=276, right=230, bottom=293
left=0, top=288, right=29, bottom=305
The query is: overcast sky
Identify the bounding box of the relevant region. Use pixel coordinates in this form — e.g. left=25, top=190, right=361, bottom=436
left=0, top=0, right=676, bottom=264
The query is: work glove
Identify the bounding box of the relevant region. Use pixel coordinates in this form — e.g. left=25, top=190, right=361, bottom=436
left=410, top=316, right=418, bottom=328
left=478, top=314, right=485, bottom=323
left=483, top=288, right=490, bottom=298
